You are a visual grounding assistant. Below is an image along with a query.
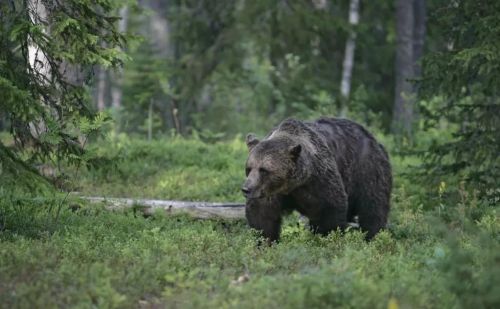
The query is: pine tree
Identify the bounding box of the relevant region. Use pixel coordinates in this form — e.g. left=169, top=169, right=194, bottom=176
left=420, top=0, right=500, bottom=202
left=0, top=0, right=126, bottom=184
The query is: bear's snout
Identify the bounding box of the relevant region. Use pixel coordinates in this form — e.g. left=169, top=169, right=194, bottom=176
left=242, top=178, right=262, bottom=198
left=241, top=186, right=252, bottom=197
left=242, top=176, right=259, bottom=198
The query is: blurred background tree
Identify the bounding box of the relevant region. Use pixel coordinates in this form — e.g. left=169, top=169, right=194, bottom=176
left=105, top=0, right=399, bottom=136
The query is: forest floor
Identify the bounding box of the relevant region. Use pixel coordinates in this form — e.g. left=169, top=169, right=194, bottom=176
left=0, top=136, right=498, bottom=308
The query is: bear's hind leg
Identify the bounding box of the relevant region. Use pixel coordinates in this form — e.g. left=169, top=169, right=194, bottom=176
left=356, top=189, right=390, bottom=240
left=354, top=151, right=392, bottom=240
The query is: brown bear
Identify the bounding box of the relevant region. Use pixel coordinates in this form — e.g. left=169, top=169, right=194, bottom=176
left=242, top=117, right=392, bottom=242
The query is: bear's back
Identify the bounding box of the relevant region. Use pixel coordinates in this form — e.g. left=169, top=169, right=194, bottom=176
left=308, top=117, right=390, bottom=195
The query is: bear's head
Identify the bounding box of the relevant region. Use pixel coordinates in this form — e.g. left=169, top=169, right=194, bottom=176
left=242, top=133, right=304, bottom=199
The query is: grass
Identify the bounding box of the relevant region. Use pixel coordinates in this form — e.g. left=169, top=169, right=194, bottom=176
left=74, top=134, right=247, bottom=202
left=1, top=135, right=499, bottom=308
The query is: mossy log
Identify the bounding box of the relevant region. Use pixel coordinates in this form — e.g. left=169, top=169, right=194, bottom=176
left=81, top=196, right=360, bottom=228
left=83, top=196, right=245, bottom=219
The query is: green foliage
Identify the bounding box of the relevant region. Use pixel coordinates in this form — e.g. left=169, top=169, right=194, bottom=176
left=0, top=0, right=126, bottom=188
left=1, top=194, right=498, bottom=307
left=74, top=135, right=248, bottom=202
left=419, top=0, right=500, bottom=203
left=2, top=1, right=500, bottom=307
left=0, top=143, right=53, bottom=197
left=1, top=136, right=499, bottom=307
left=117, top=0, right=397, bottom=135
left=120, top=31, right=171, bottom=134
left=438, top=232, right=500, bottom=308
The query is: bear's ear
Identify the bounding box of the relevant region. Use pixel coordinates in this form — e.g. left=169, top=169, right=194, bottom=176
left=246, top=133, right=260, bottom=151
left=289, top=144, right=302, bottom=160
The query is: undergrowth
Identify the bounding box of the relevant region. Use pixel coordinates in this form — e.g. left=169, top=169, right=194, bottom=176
left=0, top=135, right=499, bottom=308
left=74, top=134, right=248, bottom=202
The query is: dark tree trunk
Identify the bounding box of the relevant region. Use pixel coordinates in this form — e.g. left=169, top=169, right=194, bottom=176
left=392, top=0, right=415, bottom=140
left=411, top=0, right=426, bottom=127
left=413, top=0, right=426, bottom=85
left=110, top=5, right=129, bottom=110
left=144, top=0, right=180, bottom=133
left=148, top=0, right=171, bottom=57
left=96, top=65, right=107, bottom=111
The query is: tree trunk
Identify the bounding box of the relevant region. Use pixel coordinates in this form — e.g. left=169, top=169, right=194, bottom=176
left=171, top=99, right=181, bottom=135
left=110, top=5, right=129, bottom=109
left=339, top=0, right=360, bottom=117
left=148, top=99, right=153, bottom=141
left=392, top=0, right=415, bottom=140
left=144, top=0, right=177, bottom=132
left=27, top=0, right=49, bottom=138
left=96, top=66, right=107, bottom=110
left=411, top=0, right=426, bottom=127
left=148, top=0, right=171, bottom=57
left=413, top=0, right=426, bottom=86
left=28, top=0, right=50, bottom=82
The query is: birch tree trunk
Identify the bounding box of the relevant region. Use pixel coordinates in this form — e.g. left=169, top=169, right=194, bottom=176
left=27, top=0, right=49, bottom=137
left=28, top=0, right=50, bottom=83
left=392, top=0, right=415, bottom=140
left=339, top=0, right=360, bottom=117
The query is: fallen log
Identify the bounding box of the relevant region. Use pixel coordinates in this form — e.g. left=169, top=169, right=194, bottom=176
left=80, top=196, right=360, bottom=228
left=82, top=196, right=245, bottom=219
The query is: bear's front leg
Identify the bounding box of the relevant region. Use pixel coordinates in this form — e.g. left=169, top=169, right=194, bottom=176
left=294, top=180, right=348, bottom=236
left=245, top=196, right=283, bottom=244
left=308, top=203, right=348, bottom=236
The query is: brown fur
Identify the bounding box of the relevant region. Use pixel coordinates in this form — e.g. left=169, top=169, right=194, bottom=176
left=242, top=117, right=392, bottom=242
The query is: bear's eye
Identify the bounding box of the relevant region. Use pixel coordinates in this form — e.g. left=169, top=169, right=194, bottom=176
left=259, top=168, right=269, bottom=175
left=245, top=167, right=251, bottom=176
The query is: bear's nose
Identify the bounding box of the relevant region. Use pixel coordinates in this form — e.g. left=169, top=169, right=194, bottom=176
left=241, top=187, right=251, bottom=196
